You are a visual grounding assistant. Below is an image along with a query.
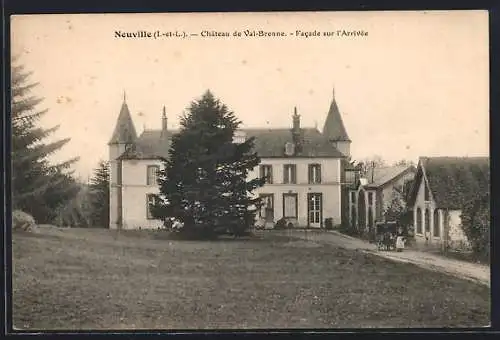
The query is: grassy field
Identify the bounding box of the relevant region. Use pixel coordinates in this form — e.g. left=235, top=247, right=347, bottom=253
left=12, top=227, right=490, bottom=330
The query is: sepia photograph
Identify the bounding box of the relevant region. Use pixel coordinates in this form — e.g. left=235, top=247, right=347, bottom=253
left=10, top=10, right=490, bottom=330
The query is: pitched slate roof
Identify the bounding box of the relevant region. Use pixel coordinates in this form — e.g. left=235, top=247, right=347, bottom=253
left=244, top=127, right=345, bottom=158
left=410, top=156, right=490, bottom=209
left=108, top=100, right=138, bottom=145
left=118, top=127, right=345, bottom=160
left=363, top=165, right=416, bottom=188
left=322, top=88, right=351, bottom=142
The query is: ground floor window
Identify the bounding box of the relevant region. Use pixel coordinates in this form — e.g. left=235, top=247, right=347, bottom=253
left=433, top=209, right=440, bottom=237
left=368, top=208, right=373, bottom=228
left=424, top=208, right=430, bottom=233
left=283, top=193, right=298, bottom=218
left=351, top=207, right=357, bottom=228
left=416, top=207, right=422, bottom=234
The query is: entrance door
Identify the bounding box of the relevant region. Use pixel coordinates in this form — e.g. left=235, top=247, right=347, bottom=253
left=259, top=194, right=274, bottom=223
left=307, top=193, right=323, bottom=228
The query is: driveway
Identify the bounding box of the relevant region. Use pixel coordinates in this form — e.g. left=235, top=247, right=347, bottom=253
left=274, top=229, right=490, bottom=287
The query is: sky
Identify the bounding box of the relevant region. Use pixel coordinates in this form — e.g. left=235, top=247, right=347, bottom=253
left=11, top=11, right=489, bottom=180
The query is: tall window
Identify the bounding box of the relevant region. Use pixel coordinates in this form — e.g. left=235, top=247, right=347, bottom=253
left=416, top=207, right=422, bottom=234
left=147, top=165, right=160, bottom=186
left=283, top=164, right=297, bottom=184
left=368, top=192, right=373, bottom=206
left=260, top=165, right=273, bottom=184
left=433, top=209, right=440, bottom=237
left=424, top=208, right=430, bottom=233
left=146, top=194, right=156, bottom=219
left=308, top=164, right=322, bottom=184
left=424, top=180, right=430, bottom=201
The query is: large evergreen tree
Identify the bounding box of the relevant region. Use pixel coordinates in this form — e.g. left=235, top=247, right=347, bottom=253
left=152, top=90, right=264, bottom=238
left=11, top=59, right=79, bottom=223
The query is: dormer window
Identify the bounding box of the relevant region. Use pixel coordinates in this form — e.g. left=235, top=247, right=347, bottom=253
left=284, top=142, right=295, bottom=156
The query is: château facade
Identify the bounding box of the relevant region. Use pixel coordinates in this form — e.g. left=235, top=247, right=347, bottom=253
left=108, top=89, right=352, bottom=229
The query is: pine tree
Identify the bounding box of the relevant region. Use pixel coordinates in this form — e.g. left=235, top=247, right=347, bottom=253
left=152, top=90, right=265, bottom=238
left=11, top=59, right=79, bottom=223
left=88, top=160, right=110, bottom=227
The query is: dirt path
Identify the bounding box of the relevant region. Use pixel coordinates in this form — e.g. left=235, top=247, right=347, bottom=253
left=277, top=229, right=490, bottom=287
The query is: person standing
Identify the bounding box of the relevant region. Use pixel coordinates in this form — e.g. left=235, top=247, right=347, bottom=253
left=396, top=226, right=405, bottom=252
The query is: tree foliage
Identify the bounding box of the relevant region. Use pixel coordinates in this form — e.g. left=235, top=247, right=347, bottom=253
left=151, top=90, right=265, bottom=238
left=383, top=178, right=414, bottom=227
left=460, top=191, right=490, bottom=261
left=53, top=161, right=110, bottom=228
left=393, top=159, right=415, bottom=167
left=11, top=59, right=79, bottom=223
left=89, top=160, right=110, bottom=227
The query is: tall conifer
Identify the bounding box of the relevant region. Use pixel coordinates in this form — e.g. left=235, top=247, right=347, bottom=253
left=152, top=90, right=264, bottom=238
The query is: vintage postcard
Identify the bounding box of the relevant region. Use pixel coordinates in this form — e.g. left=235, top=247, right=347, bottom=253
left=10, top=11, right=490, bottom=331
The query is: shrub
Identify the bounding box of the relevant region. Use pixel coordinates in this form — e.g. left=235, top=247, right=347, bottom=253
left=275, top=218, right=287, bottom=230
left=460, top=192, right=490, bottom=262
left=324, top=218, right=334, bottom=230
left=13, top=210, right=36, bottom=231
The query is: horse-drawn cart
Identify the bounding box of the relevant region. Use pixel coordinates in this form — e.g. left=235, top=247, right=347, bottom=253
left=375, top=221, right=403, bottom=251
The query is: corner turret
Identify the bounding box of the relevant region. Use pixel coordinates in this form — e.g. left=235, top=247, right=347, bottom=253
left=322, top=86, right=351, bottom=157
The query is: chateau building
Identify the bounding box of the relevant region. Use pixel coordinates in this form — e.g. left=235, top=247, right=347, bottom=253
left=108, top=89, right=352, bottom=229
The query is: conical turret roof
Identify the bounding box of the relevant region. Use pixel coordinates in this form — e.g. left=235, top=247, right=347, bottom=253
left=322, top=87, right=351, bottom=142
left=108, top=93, right=138, bottom=145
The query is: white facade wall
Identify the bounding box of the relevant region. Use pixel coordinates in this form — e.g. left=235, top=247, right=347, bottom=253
left=249, top=157, right=343, bottom=227
left=413, top=174, right=439, bottom=243
left=113, top=156, right=343, bottom=229
left=120, top=159, right=164, bottom=230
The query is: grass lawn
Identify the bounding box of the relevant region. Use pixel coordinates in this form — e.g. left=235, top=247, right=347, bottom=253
left=12, top=227, right=490, bottom=330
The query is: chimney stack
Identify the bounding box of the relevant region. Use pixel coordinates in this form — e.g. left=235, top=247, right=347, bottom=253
left=292, top=106, right=300, bottom=131
left=291, top=106, right=302, bottom=155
